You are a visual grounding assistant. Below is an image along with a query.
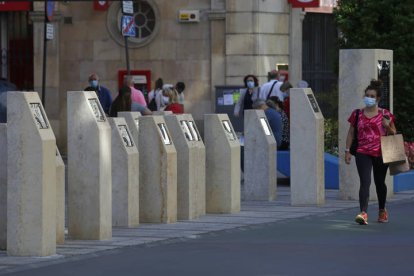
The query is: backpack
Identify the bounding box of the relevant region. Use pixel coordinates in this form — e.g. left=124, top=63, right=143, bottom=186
left=148, top=90, right=158, bottom=111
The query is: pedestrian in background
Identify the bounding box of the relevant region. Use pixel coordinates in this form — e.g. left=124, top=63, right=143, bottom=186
left=124, top=75, right=147, bottom=107
left=110, top=86, right=152, bottom=117
left=175, top=81, right=186, bottom=104
left=260, top=70, right=284, bottom=101
left=280, top=81, right=293, bottom=119
left=345, top=79, right=396, bottom=225
left=268, top=96, right=290, bottom=150
left=234, top=74, right=260, bottom=118
left=148, top=78, right=163, bottom=111
left=85, top=73, right=113, bottom=115
left=164, top=87, right=184, bottom=114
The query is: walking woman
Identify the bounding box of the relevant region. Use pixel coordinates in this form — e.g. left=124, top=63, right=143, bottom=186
left=234, top=74, right=260, bottom=117
left=345, top=80, right=396, bottom=225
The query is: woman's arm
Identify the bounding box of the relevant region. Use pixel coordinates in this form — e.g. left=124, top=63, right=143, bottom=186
left=345, top=125, right=354, bottom=165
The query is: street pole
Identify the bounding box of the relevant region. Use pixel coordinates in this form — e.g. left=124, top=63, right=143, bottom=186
left=125, top=37, right=130, bottom=76
left=41, top=0, right=47, bottom=106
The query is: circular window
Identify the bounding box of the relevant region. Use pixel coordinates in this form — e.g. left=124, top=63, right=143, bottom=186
left=107, top=0, right=159, bottom=48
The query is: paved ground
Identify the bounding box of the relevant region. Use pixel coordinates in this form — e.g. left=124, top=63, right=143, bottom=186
left=1, top=187, right=414, bottom=275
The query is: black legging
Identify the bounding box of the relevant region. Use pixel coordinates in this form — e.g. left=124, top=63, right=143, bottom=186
left=355, top=152, right=388, bottom=212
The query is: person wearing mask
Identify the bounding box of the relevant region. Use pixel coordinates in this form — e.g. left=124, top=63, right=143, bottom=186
left=164, top=87, right=184, bottom=114
left=110, top=86, right=152, bottom=117
left=175, top=81, right=186, bottom=104
left=252, top=99, right=283, bottom=148
left=234, top=74, right=260, bottom=118
left=124, top=75, right=147, bottom=107
left=268, top=96, right=290, bottom=150
left=260, top=70, right=284, bottom=101
left=345, top=79, right=396, bottom=225
left=85, top=73, right=113, bottom=115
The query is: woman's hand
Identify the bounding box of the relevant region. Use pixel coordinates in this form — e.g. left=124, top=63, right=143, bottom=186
left=345, top=152, right=352, bottom=165
left=382, top=116, right=391, bottom=129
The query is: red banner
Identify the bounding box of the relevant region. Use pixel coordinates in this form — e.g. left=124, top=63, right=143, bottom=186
left=0, top=2, right=31, bottom=11
left=288, top=0, right=320, bottom=8
left=94, top=0, right=109, bottom=11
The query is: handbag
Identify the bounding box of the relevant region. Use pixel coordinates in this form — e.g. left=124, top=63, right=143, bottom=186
left=389, top=157, right=410, bottom=176
left=381, top=134, right=406, bottom=164
left=349, top=109, right=360, bottom=156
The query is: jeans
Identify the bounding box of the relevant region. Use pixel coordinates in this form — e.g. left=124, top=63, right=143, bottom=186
left=355, top=152, right=388, bottom=212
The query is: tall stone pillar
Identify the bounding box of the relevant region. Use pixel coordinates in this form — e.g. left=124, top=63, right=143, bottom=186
left=244, top=110, right=277, bottom=201
left=225, top=0, right=290, bottom=85
left=0, top=123, right=6, bottom=250
left=289, top=6, right=305, bottom=86
left=338, top=49, right=393, bottom=201
left=30, top=4, right=63, bottom=149
left=204, top=114, right=240, bottom=213
left=290, top=88, right=325, bottom=206
left=7, top=92, right=56, bottom=256
left=67, top=91, right=112, bottom=240
left=56, top=148, right=65, bottom=245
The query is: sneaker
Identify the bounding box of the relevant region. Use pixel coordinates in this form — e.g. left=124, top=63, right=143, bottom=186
left=378, top=209, right=388, bottom=223
left=355, top=212, right=368, bottom=225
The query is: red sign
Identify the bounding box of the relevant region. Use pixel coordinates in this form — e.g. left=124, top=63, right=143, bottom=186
left=0, top=2, right=31, bottom=11
left=288, top=0, right=319, bottom=8
left=94, top=0, right=109, bottom=11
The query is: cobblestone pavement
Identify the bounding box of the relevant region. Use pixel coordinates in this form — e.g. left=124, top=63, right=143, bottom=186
left=1, top=187, right=413, bottom=275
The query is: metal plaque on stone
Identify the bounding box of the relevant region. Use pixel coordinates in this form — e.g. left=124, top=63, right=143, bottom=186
left=377, top=60, right=391, bottom=110
left=259, top=117, right=272, bottom=136
left=180, top=120, right=194, bottom=141
left=134, top=118, right=139, bottom=130
left=118, top=125, right=134, bottom=147
left=306, top=94, right=320, bottom=113
left=222, top=120, right=236, bottom=141
left=188, top=121, right=200, bottom=141
left=158, top=123, right=172, bottom=145
left=29, top=103, right=49, bottom=129
left=88, top=98, right=106, bottom=122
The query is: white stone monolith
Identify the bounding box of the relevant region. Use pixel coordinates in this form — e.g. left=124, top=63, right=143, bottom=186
left=7, top=92, right=56, bottom=256
left=138, top=116, right=177, bottom=223
left=153, top=111, right=173, bottom=115
left=338, top=49, right=394, bottom=201
left=204, top=114, right=240, bottom=213
left=67, top=91, right=112, bottom=240
left=165, top=114, right=206, bottom=220
left=0, top=123, right=6, bottom=250
left=109, top=117, right=139, bottom=227
left=290, top=88, right=325, bottom=206
left=56, top=148, right=65, bottom=245
left=244, top=110, right=277, bottom=201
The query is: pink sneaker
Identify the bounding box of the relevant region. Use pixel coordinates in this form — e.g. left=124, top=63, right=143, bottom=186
left=355, top=212, right=368, bottom=225
left=378, top=209, right=388, bottom=223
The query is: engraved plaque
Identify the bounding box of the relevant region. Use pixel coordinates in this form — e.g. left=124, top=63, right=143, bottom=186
left=134, top=118, right=139, bottom=131
left=222, top=120, right=236, bottom=141
left=377, top=60, right=391, bottom=110
left=188, top=121, right=200, bottom=141
left=29, top=103, right=49, bottom=129
left=260, top=117, right=272, bottom=136
left=158, top=123, right=172, bottom=145
left=180, top=120, right=194, bottom=141
left=307, top=94, right=320, bottom=113
left=88, top=98, right=106, bottom=122
left=118, top=125, right=134, bottom=147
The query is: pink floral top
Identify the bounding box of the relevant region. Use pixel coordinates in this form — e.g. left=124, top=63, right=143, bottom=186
left=348, top=108, right=395, bottom=157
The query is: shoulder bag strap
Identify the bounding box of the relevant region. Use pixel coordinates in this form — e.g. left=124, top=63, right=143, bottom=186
left=267, top=81, right=278, bottom=100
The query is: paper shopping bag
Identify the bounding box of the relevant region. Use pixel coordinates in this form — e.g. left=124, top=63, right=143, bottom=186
left=381, top=134, right=406, bottom=164
left=389, top=157, right=410, bottom=176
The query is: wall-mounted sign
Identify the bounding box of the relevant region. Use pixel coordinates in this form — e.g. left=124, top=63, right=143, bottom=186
left=30, top=103, right=49, bottom=129
left=46, top=23, right=54, bottom=40
left=377, top=60, right=391, bottom=110
left=88, top=99, right=106, bottom=122
left=118, top=125, right=134, bottom=147
left=188, top=121, right=200, bottom=141
left=307, top=94, right=320, bottom=113
left=122, top=1, right=134, bottom=14
left=0, top=2, right=31, bottom=11
left=288, top=0, right=320, bottom=8
left=260, top=118, right=272, bottom=136
left=222, top=120, right=236, bottom=141
left=121, top=15, right=136, bottom=37
left=180, top=120, right=194, bottom=141
left=158, top=123, right=172, bottom=145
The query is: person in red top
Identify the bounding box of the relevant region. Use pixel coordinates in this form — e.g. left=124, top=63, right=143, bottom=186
left=345, top=79, right=396, bottom=225
left=164, top=87, right=184, bottom=114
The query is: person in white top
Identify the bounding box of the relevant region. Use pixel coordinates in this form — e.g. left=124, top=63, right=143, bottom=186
left=259, top=70, right=285, bottom=101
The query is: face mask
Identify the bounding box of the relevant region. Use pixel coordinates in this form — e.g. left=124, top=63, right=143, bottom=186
left=247, top=81, right=255, bottom=89
left=364, top=96, right=377, bottom=107
left=90, top=80, right=98, bottom=88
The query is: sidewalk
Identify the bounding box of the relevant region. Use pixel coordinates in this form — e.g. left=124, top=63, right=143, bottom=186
left=1, top=187, right=414, bottom=275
